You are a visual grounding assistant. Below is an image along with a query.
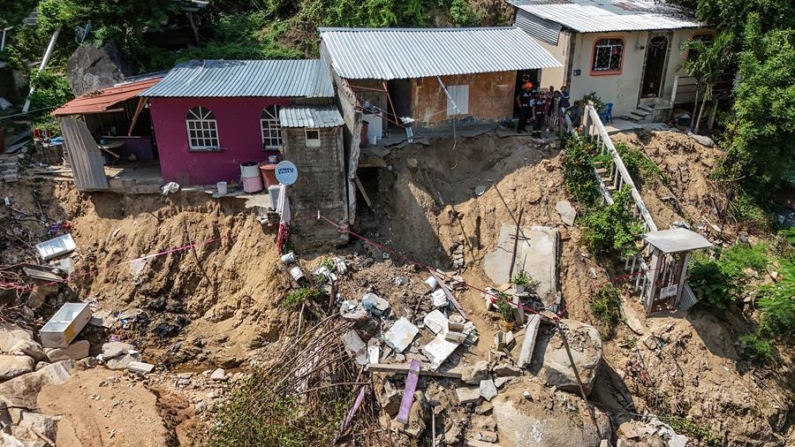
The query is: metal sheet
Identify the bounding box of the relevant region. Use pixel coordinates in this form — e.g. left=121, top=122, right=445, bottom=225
left=140, top=59, right=334, bottom=98
left=319, top=27, right=562, bottom=80
left=515, top=10, right=562, bottom=45
left=279, top=106, right=345, bottom=128
left=59, top=116, right=109, bottom=191
left=642, top=228, right=712, bottom=253
left=52, top=77, right=162, bottom=116
left=509, top=0, right=701, bottom=33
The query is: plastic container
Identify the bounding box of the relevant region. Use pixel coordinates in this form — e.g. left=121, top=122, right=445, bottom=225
left=268, top=155, right=278, bottom=163
left=369, top=135, right=378, bottom=145
left=242, top=174, right=263, bottom=193
left=424, top=276, right=439, bottom=291
left=217, top=181, right=227, bottom=196
left=289, top=266, right=305, bottom=282
left=260, top=164, right=279, bottom=187
left=281, top=252, right=296, bottom=264
left=240, top=161, right=260, bottom=178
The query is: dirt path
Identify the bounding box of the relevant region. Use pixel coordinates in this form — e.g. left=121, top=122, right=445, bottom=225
left=38, top=369, right=172, bottom=447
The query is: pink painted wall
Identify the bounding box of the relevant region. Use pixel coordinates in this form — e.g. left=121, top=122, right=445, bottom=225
left=149, top=97, right=291, bottom=185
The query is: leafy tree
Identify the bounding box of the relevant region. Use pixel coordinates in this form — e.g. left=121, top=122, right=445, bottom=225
left=681, top=32, right=733, bottom=134
left=757, top=259, right=795, bottom=339
left=688, top=0, right=795, bottom=45
left=718, top=14, right=795, bottom=199
left=28, top=68, right=73, bottom=111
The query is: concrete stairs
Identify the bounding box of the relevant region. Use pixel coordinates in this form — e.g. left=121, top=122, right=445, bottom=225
left=626, top=105, right=654, bottom=123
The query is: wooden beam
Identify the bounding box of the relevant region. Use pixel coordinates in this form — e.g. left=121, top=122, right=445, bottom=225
left=428, top=268, right=469, bottom=321
left=127, top=97, right=147, bottom=136
left=355, top=177, right=372, bottom=208
left=366, top=363, right=462, bottom=379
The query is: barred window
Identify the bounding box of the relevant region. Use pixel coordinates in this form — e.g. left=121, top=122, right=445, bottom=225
left=260, top=105, right=281, bottom=149
left=593, top=38, right=624, bottom=72
left=186, top=106, right=219, bottom=151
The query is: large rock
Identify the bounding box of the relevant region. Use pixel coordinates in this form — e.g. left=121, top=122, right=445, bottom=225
left=67, top=42, right=131, bottom=96
left=492, top=394, right=611, bottom=447
left=459, top=360, right=491, bottom=385
left=9, top=340, right=46, bottom=362
left=14, top=411, right=58, bottom=443
left=0, top=355, right=35, bottom=380
left=102, top=342, right=134, bottom=359
left=45, top=340, right=90, bottom=362
left=532, top=319, right=602, bottom=395
left=0, top=361, right=73, bottom=408
left=0, top=323, right=33, bottom=353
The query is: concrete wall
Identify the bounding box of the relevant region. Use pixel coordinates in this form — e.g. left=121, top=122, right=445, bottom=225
left=282, top=126, right=349, bottom=248
left=348, top=79, right=388, bottom=131
left=149, top=96, right=291, bottom=185
left=411, top=71, right=516, bottom=125
left=537, top=33, right=570, bottom=90
left=566, top=28, right=712, bottom=117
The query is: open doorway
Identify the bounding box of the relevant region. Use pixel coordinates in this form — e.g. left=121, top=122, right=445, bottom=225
left=641, top=36, right=669, bottom=98
left=514, top=69, right=539, bottom=117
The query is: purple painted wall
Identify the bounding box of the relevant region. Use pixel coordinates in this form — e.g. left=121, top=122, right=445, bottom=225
left=148, top=97, right=291, bottom=185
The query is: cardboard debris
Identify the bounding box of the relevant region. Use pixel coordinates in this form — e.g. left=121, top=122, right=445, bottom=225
left=384, top=318, right=419, bottom=353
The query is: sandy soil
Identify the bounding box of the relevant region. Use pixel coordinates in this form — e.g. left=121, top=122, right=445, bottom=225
left=37, top=368, right=172, bottom=447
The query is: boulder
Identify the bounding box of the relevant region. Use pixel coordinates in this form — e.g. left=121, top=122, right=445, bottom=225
left=9, top=340, right=46, bottom=362
left=0, top=355, right=35, bottom=380
left=0, top=323, right=33, bottom=353
left=101, top=342, right=134, bottom=359
left=492, top=395, right=611, bottom=447
left=45, top=340, right=90, bottom=362
left=105, top=354, right=136, bottom=370
left=16, top=411, right=58, bottom=442
left=0, top=361, right=72, bottom=408
left=66, top=42, right=131, bottom=96
left=555, top=200, right=577, bottom=226
left=533, top=320, right=602, bottom=395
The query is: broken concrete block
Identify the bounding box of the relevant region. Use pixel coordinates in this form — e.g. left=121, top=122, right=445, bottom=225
left=45, top=340, right=90, bottom=362
left=668, top=434, right=689, bottom=447
left=379, top=380, right=402, bottom=416
left=423, top=310, right=448, bottom=335
left=384, top=318, right=419, bottom=353
left=556, top=200, right=577, bottom=226
left=448, top=321, right=465, bottom=332
left=9, top=339, right=46, bottom=362
left=479, top=379, right=498, bottom=402
left=477, top=430, right=499, bottom=443
left=643, top=334, right=661, bottom=350
left=0, top=355, right=35, bottom=380
left=504, top=331, right=515, bottom=349
left=105, top=354, right=136, bottom=370
left=362, top=293, right=390, bottom=316
left=455, top=386, right=481, bottom=405
left=0, top=323, right=33, bottom=353
left=460, top=360, right=491, bottom=385
left=516, top=314, right=540, bottom=369
left=431, top=289, right=448, bottom=308
left=445, top=331, right=468, bottom=343
left=102, top=342, right=134, bottom=359
left=494, top=377, right=513, bottom=389
left=17, top=411, right=58, bottom=441
left=422, top=335, right=460, bottom=370
left=127, top=361, right=155, bottom=374
left=512, top=295, right=525, bottom=325
left=210, top=368, right=227, bottom=380
left=493, top=363, right=522, bottom=377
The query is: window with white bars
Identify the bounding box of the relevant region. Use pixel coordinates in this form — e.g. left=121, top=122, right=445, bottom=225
left=260, top=105, right=281, bottom=149
left=446, top=85, right=469, bottom=116
left=186, top=106, right=219, bottom=151
left=592, top=38, right=624, bottom=72
left=305, top=128, right=321, bottom=148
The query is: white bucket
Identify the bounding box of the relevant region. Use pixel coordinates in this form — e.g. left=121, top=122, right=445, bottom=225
left=424, top=276, right=438, bottom=291
left=369, top=135, right=378, bottom=145
left=289, top=266, right=305, bottom=281
left=240, top=162, right=260, bottom=178
left=217, top=181, right=228, bottom=196
left=281, top=252, right=296, bottom=264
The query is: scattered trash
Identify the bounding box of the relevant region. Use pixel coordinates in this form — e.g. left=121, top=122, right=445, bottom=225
left=431, top=289, right=448, bottom=308
left=424, top=276, right=438, bottom=291
left=289, top=266, right=305, bottom=282
left=161, top=182, right=180, bottom=195
left=474, top=185, right=486, bottom=196
left=40, top=303, right=92, bottom=348
left=35, top=234, right=77, bottom=261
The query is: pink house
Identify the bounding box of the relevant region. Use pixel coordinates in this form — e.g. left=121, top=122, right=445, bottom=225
left=141, top=59, right=335, bottom=186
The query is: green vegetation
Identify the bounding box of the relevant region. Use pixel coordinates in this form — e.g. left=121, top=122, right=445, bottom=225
left=688, top=242, right=768, bottom=309
left=738, top=333, right=774, bottom=363
left=282, top=287, right=322, bottom=309
left=591, top=284, right=622, bottom=340
left=562, top=134, right=601, bottom=207
left=614, top=142, right=667, bottom=188
left=511, top=271, right=530, bottom=286
left=665, top=416, right=721, bottom=447
left=580, top=92, right=605, bottom=112
left=680, top=32, right=734, bottom=134
left=582, top=187, right=645, bottom=257
left=757, top=260, right=795, bottom=340
left=496, top=293, right=514, bottom=322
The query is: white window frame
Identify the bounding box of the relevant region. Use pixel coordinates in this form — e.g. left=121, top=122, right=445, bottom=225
left=592, top=38, right=624, bottom=72
left=446, top=85, right=469, bottom=116
left=305, top=128, right=321, bottom=148
left=260, top=105, right=282, bottom=149
left=186, top=106, right=219, bottom=151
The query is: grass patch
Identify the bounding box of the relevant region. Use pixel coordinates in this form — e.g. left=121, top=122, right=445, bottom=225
left=282, top=287, right=323, bottom=309
left=665, top=417, right=721, bottom=447
left=591, top=284, right=622, bottom=340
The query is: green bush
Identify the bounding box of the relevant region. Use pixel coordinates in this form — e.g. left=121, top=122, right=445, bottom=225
left=28, top=69, right=73, bottom=113
left=738, top=333, right=774, bottom=363
left=591, top=284, right=622, bottom=340
left=282, top=287, right=322, bottom=309
left=615, top=142, right=667, bottom=188
left=562, top=134, right=601, bottom=207
left=688, top=257, right=737, bottom=309
left=582, top=187, right=645, bottom=256
left=757, top=260, right=795, bottom=339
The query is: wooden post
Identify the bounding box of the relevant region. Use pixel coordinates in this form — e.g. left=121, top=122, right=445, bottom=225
left=708, top=98, right=719, bottom=129
left=556, top=320, right=602, bottom=440
left=508, top=208, right=524, bottom=281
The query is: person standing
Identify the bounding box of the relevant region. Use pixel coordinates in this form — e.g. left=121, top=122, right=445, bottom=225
left=533, top=92, right=547, bottom=135
left=516, top=82, right=533, bottom=133
left=558, top=86, right=571, bottom=113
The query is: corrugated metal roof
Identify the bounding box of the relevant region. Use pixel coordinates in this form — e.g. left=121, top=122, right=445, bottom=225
left=515, top=9, right=562, bottom=45
left=52, top=77, right=162, bottom=116
left=140, top=59, right=334, bottom=98
left=319, top=27, right=562, bottom=80
left=279, top=106, right=344, bottom=128
left=509, top=0, right=701, bottom=33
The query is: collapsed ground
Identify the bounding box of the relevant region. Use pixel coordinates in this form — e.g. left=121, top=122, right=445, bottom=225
left=0, top=129, right=792, bottom=446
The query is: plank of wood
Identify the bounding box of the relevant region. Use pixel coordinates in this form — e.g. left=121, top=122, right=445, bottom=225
left=396, top=360, right=421, bottom=424
left=428, top=268, right=470, bottom=321
left=366, top=363, right=462, bottom=379
left=355, top=176, right=372, bottom=208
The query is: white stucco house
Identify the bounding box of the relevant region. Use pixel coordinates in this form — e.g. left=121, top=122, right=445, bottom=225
left=509, top=0, right=715, bottom=121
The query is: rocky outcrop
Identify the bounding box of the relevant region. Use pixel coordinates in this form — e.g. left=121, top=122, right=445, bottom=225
left=532, top=319, right=602, bottom=395
left=67, top=42, right=131, bottom=96
left=0, top=323, right=33, bottom=353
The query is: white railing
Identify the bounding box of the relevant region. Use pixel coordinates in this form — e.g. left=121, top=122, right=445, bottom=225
left=582, top=104, right=659, bottom=303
